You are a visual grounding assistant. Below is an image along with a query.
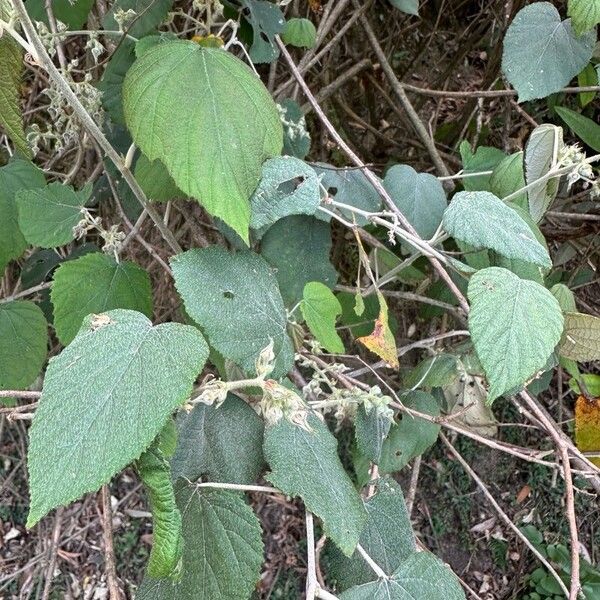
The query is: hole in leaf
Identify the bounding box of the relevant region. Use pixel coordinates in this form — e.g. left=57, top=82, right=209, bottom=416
left=223, top=291, right=235, bottom=300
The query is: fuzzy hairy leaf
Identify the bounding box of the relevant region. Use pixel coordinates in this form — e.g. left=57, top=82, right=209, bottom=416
left=0, top=160, right=46, bottom=274
left=560, top=312, right=600, bottom=362
left=123, top=42, right=282, bottom=240
left=171, top=393, right=264, bottom=484
left=301, top=282, right=344, bottom=354
left=27, top=309, right=208, bottom=526
left=338, top=552, right=465, bottom=600
left=51, top=252, right=153, bottom=346
left=354, top=404, right=392, bottom=464
left=264, top=413, right=367, bottom=555
left=525, top=124, right=563, bottom=222
left=329, top=478, right=416, bottom=591
left=171, top=247, right=293, bottom=378
left=502, top=2, right=595, bottom=102
left=468, top=268, right=564, bottom=403
left=0, top=300, right=47, bottom=391
left=250, top=156, right=320, bottom=230
left=261, top=215, right=338, bottom=307
left=137, top=444, right=183, bottom=579
left=443, top=191, right=551, bottom=268
left=16, top=182, right=90, bottom=248
left=383, top=164, right=446, bottom=239
left=0, top=9, right=29, bottom=158
left=137, top=485, right=264, bottom=600
left=568, top=0, right=600, bottom=35
left=379, top=391, right=440, bottom=473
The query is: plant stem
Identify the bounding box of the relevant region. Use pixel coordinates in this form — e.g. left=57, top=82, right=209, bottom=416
left=10, top=0, right=182, bottom=255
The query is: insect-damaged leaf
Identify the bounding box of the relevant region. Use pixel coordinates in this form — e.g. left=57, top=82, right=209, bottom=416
left=301, top=282, right=344, bottom=354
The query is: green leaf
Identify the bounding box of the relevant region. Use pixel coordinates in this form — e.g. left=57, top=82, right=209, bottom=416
left=123, top=42, right=283, bottom=241
left=577, top=62, right=598, bottom=107
left=315, top=165, right=382, bottom=226
left=550, top=283, right=577, bottom=313
left=502, top=2, right=595, bottom=102
left=137, top=485, right=263, bottom=600
left=0, top=8, right=30, bottom=157
left=27, top=309, right=208, bottom=526
left=241, top=0, right=285, bottom=63
left=569, top=374, right=600, bottom=397
left=560, top=312, right=600, bottom=362
left=354, top=404, right=392, bottom=464
left=250, top=157, right=320, bottom=231
left=264, top=413, right=367, bottom=555
left=171, top=247, right=293, bottom=378
left=525, top=124, right=563, bottom=222
left=279, top=98, right=311, bottom=159
left=102, top=0, right=173, bottom=38
left=467, top=267, right=564, bottom=403
left=0, top=300, right=47, bottom=391
left=171, top=393, right=264, bottom=484
left=383, top=164, right=446, bottom=239
left=134, top=154, right=182, bottom=202
left=137, top=444, right=183, bottom=579
left=568, top=0, right=600, bottom=35
left=0, top=160, right=46, bottom=273
left=442, top=191, right=551, bottom=268
left=459, top=142, right=505, bottom=192
left=16, top=182, right=90, bottom=248
left=339, top=552, right=465, bottom=600
left=329, top=478, right=416, bottom=591
left=555, top=106, right=600, bottom=153
left=261, top=215, right=338, bottom=307
left=300, top=281, right=344, bottom=354
left=51, top=252, right=153, bottom=346
left=25, top=0, right=94, bottom=28
left=489, top=152, right=527, bottom=209
left=379, top=391, right=440, bottom=473
left=388, top=0, right=419, bottom=15
left=282, top=18, right=317, bottom=48
left=403, top=353, right=459, bottom=390
left=98, top=40, right=136, bottom=125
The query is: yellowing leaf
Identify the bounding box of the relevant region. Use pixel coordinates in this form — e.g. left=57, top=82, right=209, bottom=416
left=357, top=291, right=398, bottom=369
left=575, top=396, right=600, bottom=468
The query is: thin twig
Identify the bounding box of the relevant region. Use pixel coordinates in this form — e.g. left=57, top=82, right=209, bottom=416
left=11, top=0, right=182, bottom=255
left=41, top=507, right=63, bottom=600
left=99, top=485, right=123, bottom=600
left=440, top=433, right=570, bottom=598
